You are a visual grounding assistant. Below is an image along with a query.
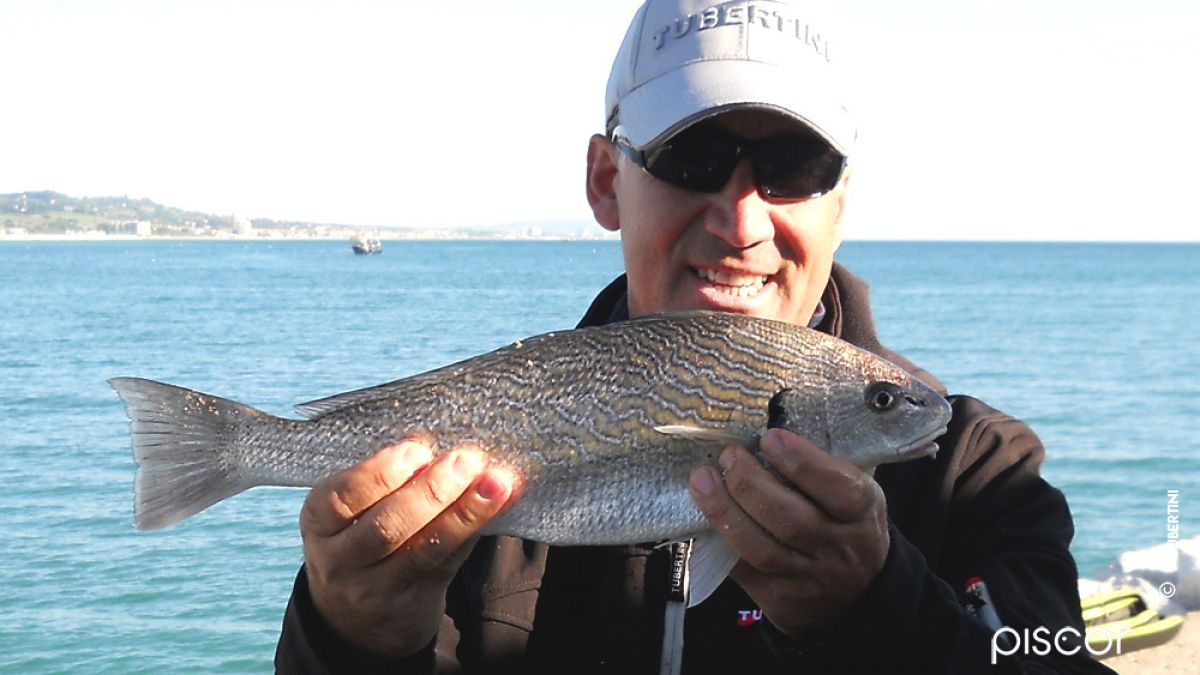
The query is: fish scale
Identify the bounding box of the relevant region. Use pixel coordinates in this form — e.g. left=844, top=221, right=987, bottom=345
left=110, top=310, right=951, bottom=553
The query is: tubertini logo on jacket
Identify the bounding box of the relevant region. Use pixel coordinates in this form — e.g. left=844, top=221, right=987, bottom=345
left=736, top=608, right=765, bottom=627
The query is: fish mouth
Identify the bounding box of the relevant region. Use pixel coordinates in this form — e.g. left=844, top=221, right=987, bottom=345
left=895, top=426, right=948, bottom=461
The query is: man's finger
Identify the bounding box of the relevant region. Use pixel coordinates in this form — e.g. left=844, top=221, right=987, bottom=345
left=689, top=455, right=801, bottom=575
left=332, top=449, right=488, bottom=565
left=301, top=442, right=433, bottom=538
left=718, top=443, right=830, bottom=548
left=387, top=466, right=518, bottom=576
left=759, top=429, right=878, bottom=523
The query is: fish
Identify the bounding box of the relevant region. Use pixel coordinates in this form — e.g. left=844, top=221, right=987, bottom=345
left=109, top=310, right=952, bottom=606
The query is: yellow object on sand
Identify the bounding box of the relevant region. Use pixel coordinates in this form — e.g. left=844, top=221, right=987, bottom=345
left=1080, top=588, right=1186, bottom=659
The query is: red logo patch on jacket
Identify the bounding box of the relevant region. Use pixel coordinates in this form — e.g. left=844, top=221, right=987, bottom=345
left=736, top=609, right=764, bottom=627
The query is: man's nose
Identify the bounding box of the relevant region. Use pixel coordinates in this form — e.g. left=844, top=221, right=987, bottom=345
left=703, top=161, right=775, bottom=249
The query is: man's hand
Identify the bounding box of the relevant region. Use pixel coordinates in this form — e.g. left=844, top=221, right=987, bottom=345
left=300, top=442, right=517, bottom=657
left=688, top=428, right=889, bottom=636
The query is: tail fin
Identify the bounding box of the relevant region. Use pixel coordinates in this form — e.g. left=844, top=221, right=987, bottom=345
left=109, top=377, right=267, bottom=530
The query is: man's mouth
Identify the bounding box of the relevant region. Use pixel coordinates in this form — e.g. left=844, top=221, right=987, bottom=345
left=694, top=268, right=770, bottom=298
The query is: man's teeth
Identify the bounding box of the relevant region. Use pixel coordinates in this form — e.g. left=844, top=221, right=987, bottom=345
left=696, top=269, right=768, bottom=297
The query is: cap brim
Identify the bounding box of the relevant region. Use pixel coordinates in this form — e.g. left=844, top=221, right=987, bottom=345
left=616, top=59, right=854, bottom=154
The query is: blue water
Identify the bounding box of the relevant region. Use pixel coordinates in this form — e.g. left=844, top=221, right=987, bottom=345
left=1, top=240, right=1196, bottom=671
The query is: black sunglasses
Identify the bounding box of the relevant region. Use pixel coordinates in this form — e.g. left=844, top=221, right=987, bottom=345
left=611, top=123, right=847, bottom=200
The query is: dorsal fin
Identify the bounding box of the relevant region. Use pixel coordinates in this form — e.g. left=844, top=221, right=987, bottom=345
left=294, top=380, right=410, bottom=418
left=293, top=334, right=552, bottom=419
left=294, top=364, right=469, bottom=418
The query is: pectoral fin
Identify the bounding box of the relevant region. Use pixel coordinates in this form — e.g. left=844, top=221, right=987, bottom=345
left=687, top=530, right=740, bottom=608
left=654, top=425, right=755, bottom=449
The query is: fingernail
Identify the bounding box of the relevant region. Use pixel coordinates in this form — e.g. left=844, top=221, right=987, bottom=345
left=690, top=467, right=716, bottom=496
left=719, top=447, right=736, bottom=473
left=759, top=430, right=784, bottom=455
left=452, top=451, right=482, bottom=480
left=476, top=470, right=510, bottom=501
left=402, top=442, right=432, bottom=466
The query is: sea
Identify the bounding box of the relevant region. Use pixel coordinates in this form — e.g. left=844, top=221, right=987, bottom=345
left=1, top=239, right=1196, bottom=672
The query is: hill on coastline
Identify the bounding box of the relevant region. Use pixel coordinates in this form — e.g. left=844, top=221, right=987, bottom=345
left=0, top=191, right=342, bottom=237
left=0, top=191, right=610, bottom=240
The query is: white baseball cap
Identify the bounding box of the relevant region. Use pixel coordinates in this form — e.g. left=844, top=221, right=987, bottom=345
left=605, top=0, right=855, bottom=154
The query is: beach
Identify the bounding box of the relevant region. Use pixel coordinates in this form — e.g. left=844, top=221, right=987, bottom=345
left=1100, top=611, right=1197, bottom=674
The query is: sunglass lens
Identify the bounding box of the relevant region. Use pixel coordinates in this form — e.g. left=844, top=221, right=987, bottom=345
left=644, top=130, right=739, bottom=193
left=632, top=125, right=844, bottom=198
left=756, top=139, right=844, bottom=199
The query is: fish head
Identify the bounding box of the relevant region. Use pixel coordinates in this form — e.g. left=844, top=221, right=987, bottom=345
left=772, top=346, right=953, bottom=468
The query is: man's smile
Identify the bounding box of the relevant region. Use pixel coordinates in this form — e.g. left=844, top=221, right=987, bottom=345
left=684, top=265, right=786, bottom=315
left=693, top=267, right=770, bottom=297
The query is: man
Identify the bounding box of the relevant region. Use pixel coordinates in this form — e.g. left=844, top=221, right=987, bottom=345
left=277, top=1, right=1115, bottom=672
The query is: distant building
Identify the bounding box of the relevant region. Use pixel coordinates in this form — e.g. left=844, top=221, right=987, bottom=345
left=136, top=221, right=152, bottom=237
left=233, top=215, right=254, bottom=237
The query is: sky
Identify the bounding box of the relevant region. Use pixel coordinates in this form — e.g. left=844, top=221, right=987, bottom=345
left=1, top=0, right=1197, bottom=241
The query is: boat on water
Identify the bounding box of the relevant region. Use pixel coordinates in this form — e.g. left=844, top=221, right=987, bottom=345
left=350, top=235, right=382, bottom=255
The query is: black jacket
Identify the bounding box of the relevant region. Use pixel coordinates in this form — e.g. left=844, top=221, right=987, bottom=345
left=277, top=265, right=1116, bottom=674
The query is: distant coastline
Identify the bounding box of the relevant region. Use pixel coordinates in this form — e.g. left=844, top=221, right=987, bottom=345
left=2, top=190, right=616, bottom=242
left=6, top=192, right=1194, bottom=245
left=0, top=231, right=619, bottom=242
left=3, top=233, right=1193, bottom=245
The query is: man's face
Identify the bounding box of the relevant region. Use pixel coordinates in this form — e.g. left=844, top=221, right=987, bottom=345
left=587, top=110, right=850, bottom=325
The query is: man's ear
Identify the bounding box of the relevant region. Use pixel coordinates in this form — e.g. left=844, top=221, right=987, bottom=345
left=586, top=134, right=621, bottom=232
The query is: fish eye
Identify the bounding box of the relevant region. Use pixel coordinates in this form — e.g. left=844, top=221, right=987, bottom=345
left=866, top=382, right=902, bottom=412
